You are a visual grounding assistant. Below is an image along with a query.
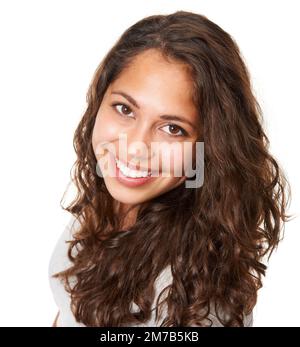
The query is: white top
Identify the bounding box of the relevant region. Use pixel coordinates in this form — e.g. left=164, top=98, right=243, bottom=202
left=48, top=215, right=253, bottom=327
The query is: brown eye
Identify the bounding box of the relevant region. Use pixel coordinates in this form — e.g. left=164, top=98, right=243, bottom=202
left=161, top=124, right=187, bottom=137
left=120, top=105, right=131, bottom=115
left=112, top=103, right=134, bottom=118
left=169, top=125, right=180, bottom=135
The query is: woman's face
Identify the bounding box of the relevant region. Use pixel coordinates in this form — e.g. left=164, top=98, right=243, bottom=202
left=92, top=49, right=199, bottom=206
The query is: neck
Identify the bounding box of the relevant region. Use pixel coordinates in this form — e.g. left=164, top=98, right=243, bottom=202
left=114, top=200, right=139, bottom=230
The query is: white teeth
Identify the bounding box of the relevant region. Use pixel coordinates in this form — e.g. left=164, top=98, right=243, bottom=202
left=116, top=159, right=151, bottom=178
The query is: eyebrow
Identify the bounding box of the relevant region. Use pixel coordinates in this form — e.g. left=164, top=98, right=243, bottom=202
left=111, top=90, right=195, bottom=128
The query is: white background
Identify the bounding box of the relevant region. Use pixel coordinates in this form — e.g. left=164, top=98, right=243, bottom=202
left=0, top=0, right=299, bottom=327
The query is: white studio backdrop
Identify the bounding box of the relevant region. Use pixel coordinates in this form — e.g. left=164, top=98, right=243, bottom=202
left=0, top=0, right=299, bottom=327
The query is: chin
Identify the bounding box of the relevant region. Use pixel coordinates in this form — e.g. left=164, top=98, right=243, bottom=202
left=103, top=179, right=151, bottom=205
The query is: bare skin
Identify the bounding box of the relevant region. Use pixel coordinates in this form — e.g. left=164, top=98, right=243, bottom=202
left=92, top=48, right=200, bottom=228
left=53, top=49, right=201, bottom=325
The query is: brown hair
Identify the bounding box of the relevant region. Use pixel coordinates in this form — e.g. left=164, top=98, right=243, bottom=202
left=53, top=10, right=291, bottom=326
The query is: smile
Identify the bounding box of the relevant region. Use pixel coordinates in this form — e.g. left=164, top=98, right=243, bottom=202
left=111, top=155, right=156, bottom=188
left=115, top=158, right=152, bottom=178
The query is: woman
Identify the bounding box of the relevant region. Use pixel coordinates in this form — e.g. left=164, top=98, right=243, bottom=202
left=49, top=10, right=291, bottom=327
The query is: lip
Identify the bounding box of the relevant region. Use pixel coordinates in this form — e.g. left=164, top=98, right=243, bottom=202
left=115, top=157, right=153, bottom=174
left=113, top=156, right=155, bottom=187
left=115, top=155, right=161, bottom=176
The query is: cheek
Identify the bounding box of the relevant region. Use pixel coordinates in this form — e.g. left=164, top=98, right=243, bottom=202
left=159, top=145, right=185, bottom=177
left=159, top=142, right=195, bottom=177
left=92, top=110, right=121, bottom=151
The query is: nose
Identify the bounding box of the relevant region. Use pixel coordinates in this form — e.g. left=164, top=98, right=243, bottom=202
left=126, top=122, right=155, bottom=162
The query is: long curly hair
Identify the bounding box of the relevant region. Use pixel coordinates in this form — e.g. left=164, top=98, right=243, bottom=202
left=53, top=10, right=291, bottom=326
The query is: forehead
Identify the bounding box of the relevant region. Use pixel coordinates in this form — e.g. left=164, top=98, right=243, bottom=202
left=107, top=49, right=197, bottom=116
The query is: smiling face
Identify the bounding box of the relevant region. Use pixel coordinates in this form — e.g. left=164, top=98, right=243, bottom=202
left=92, top=49, right=200, bottom=208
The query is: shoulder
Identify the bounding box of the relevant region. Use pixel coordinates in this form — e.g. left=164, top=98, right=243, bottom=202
left=152, top=266, right=254, bottom=327
left=243, top=310, right=254, bottom=327
left=208, top=306, right=254, bottom=327
left=48, top=214, right=82, bottom=313
left=64, top=214, right=82, bottom=240
left=48, top=214, right=81, bottom=277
